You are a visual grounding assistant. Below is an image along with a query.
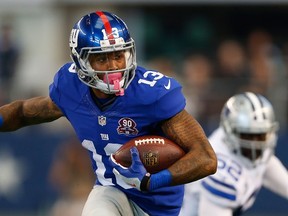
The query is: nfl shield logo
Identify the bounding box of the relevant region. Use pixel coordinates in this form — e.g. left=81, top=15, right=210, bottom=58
left=98, top=116, right=106, bottom=126
left=144, top=151, right=158, bottom=167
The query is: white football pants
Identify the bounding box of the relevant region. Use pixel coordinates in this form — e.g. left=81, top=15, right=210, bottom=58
left=82, top=185, right=149, bottom=216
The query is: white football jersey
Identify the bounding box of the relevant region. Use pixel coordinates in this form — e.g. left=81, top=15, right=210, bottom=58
left=180, top=127, right=288, bottom=216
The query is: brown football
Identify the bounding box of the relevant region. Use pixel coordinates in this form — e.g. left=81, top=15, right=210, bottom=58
left=114, top=135, right=185, bottom=174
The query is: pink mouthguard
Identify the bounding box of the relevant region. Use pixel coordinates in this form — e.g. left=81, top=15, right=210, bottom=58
left=103, top=73, right=124, bottom=96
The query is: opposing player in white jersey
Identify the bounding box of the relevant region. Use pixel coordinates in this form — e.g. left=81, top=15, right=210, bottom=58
left=0, top=11, right=217, bottom=216
left=180, top=92, right=288, bottom=216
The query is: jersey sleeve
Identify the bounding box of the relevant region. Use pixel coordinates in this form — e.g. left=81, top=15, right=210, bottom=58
left=49, top=63, right=85, bottom=114
left=201, top=175, right=238, bottom=209
left=155, top=87, right=185, bottom=120
left=49, top=64, right=66, bottom=114
left=49, top=66, right=63, bottom=106
left=263, top=155, right=288, bottom=199
left=198, top=195, right=233, bottom=216
left=153, top=78, right=186, bottom=121
left=180, top=180, right=234, bottom=216
left=200, top=154, right=242, bottom=209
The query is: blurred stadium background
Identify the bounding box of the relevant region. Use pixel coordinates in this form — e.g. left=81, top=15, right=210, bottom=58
left=0, top=0, right=287, bottom=215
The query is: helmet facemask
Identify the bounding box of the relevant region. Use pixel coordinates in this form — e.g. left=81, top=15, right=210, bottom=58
left=223, top=128, right=277, bottom=169
left=69, top=11, right=137, bottom=96
left=75, top=38, right=136, bottom=96
left=221, top=92, right=279, bottom=169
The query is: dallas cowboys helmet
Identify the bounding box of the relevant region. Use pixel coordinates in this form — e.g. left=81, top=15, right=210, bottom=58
left=220, top=92, right=279, bottom=168
left=69, top=11, right=137, bottom=95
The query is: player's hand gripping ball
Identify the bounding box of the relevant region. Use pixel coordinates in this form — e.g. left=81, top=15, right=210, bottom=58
left=114, top=135, right=185, bottom=174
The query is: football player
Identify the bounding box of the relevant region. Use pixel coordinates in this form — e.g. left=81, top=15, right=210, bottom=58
left=0, top=11, right=217, bottom=216
left=180, top=92, right=288, bottom=216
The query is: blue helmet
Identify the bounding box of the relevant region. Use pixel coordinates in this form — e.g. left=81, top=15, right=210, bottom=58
left=69, top=11, right=137, bottom=95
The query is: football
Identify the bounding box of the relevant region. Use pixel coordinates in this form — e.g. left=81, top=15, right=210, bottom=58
left=113, top=135, right=185, bottom=174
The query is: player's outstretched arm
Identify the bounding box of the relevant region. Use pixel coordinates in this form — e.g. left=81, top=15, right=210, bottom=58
left=161, top=109, right=217, bottom=185
left=263, top=155, right=288, bottom=199
left=0, top=96, right=63, bottom=132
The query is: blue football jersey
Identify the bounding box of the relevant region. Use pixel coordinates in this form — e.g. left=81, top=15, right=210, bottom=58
left=49, top=62, right=186, bottom=216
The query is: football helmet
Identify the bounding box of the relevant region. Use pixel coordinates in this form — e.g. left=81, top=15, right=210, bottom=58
left=69, top=11, right=137, bottom=95
left=220, top=92, right=279, bottom=168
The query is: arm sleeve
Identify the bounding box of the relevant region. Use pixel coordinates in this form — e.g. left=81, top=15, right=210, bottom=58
left=263, top=155, right=288, bottom=199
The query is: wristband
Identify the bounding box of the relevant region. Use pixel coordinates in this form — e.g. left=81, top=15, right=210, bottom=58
left=140, top=173, right=151, bottom=191
left=0, top=115, right=3, bottom=127
left=149, top=169, right=172, bottom=191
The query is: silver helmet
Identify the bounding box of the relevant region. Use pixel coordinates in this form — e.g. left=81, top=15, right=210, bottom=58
left=220, top=92, right=279, bottom=168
